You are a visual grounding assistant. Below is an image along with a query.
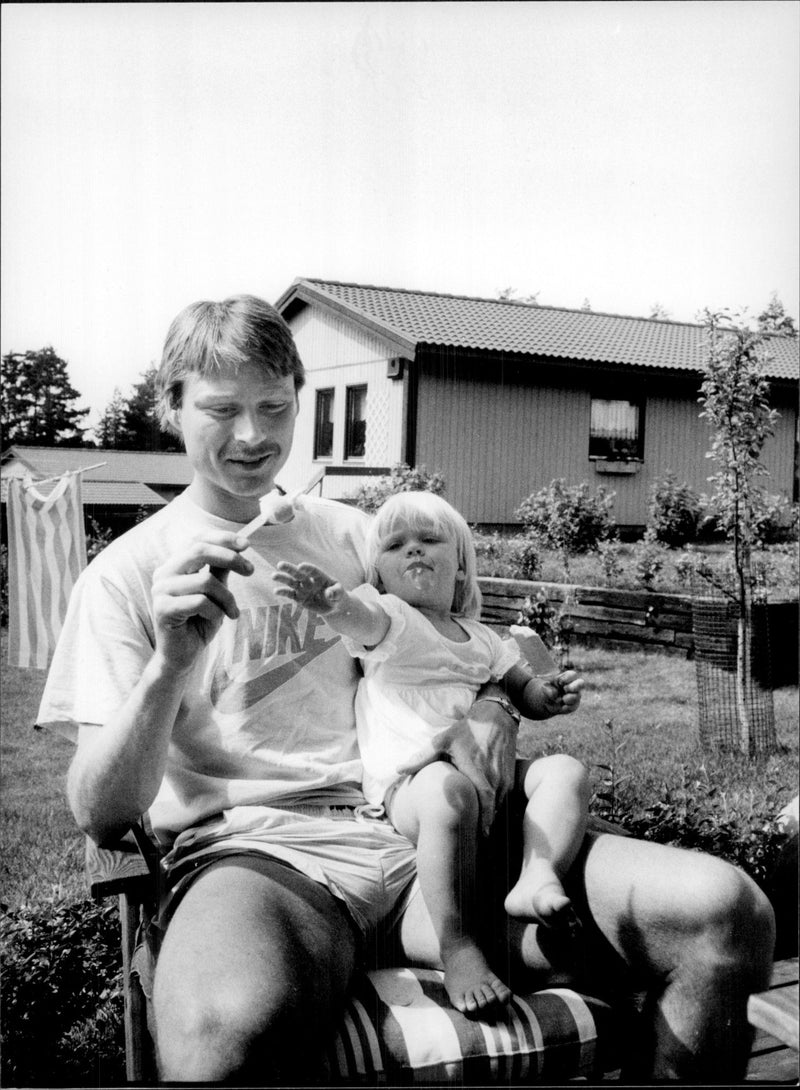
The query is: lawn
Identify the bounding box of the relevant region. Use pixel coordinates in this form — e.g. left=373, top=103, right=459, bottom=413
left=1, top=633, right=85, bottom=908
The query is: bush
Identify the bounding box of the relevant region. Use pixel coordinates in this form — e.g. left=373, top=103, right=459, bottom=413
left=86, top=518, right=114, bottom=563
left=347, top=463, right=445, bottom=515
left=632, top=530, right=667, bottom=590
left=596, top=539, right=625, bottom=586
left=517, top=590, right=560, bottom=648
left=611, top=776, right=790, bottom=891
left=0, top=897, right=125, bottom=1087
left=517, top=589, right=573, bottom=665
left=647, top=471, right=700, bottom=547
left=515, top=479, right=616, bottom=556
left=508, top=537, right=541, bottom=580
left=589, top=719, right=792, bottom=891
left=754, top=494, right=800, bottom=545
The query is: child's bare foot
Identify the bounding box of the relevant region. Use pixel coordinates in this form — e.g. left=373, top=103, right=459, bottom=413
left=441, top=939, right=512, bottom=1016
left=504, top=875, right=575, bottom=927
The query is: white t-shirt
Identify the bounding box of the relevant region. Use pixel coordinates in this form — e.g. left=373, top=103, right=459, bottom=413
left=343, top=586, right=522, bottom=806
left=37, top=491, right=371, bottom=845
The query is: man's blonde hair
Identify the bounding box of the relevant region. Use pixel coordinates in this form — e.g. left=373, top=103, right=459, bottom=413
left=156, top=295, right=305, bottom=436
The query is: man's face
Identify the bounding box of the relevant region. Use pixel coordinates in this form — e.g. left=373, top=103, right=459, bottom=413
left=174, top=363, right=298, bottom=522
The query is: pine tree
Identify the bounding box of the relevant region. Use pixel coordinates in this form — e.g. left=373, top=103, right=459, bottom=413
left=95, top=388, right=128, bottom=448
left=757, top=293, right=797, bottom=337
left=117, top=367, right=181, bottom=451
left=0, top=348, right=89, bottom=447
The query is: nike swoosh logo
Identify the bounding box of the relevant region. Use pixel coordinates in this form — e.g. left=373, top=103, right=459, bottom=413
left=210, top=621, right=339, bottom=713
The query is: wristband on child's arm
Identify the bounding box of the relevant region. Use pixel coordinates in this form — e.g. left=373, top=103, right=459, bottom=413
left=472, top=695, right=521, bottom=727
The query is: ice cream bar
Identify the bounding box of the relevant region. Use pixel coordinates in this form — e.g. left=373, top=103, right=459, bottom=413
left=239, top=466, right=326, bottom=539
left=509, top=625, right=558, bottom=675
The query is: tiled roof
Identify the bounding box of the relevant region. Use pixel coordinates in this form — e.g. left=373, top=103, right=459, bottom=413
left=82, top=481, right=168, bottom=506
left=0, top=477, right=168, bottom=506
left=0, top=446, right=192, bottom=485
left=279, top=279, right=798, bottom=382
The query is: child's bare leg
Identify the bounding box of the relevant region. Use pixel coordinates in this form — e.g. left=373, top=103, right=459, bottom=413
left=390, top=761, right=511, bottom=1015
left=504, top=755, right=589, bottom=926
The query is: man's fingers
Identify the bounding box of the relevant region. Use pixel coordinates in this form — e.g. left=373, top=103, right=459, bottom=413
left=396, top=741, right=443, bottom=776
left=154, top=570, right=240, bottom=621
left=450, top=755, right=495, bottom=834
left=156, top=591, right=230, bottom=627
left=161, top=540, right=254, bottom=580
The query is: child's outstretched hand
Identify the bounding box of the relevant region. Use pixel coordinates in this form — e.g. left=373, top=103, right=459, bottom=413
left=539, top=670, right=584, bottom=716
left=273, top=561, right=345, bottom=615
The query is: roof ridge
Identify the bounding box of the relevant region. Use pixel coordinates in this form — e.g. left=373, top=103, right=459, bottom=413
left=4, top=445, right=188, bottom=456
left=303, top=278, right=727, bottom=332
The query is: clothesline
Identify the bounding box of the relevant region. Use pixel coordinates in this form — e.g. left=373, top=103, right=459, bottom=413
left=26, top=462, right=108, bottom=488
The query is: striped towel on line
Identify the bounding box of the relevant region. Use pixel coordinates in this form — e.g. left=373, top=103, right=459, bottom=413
left=6, top=473, right=87, bottom=670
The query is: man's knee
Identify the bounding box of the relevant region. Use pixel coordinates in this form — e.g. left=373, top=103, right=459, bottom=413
left=154, top=972, right=271, bottom=1079
left=691, top=858, right=775, bottom=967
left=154, top=954, right=346, bottom=1082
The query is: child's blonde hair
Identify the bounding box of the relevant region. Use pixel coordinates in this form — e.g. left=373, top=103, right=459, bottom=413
left=365, top=492, right=482, bottom=618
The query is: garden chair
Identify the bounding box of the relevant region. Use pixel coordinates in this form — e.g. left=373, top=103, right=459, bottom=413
left=87, top=815, right=631, bottom=1085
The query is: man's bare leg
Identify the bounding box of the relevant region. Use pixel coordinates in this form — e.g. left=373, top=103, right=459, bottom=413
left=573, top=831, right=774, bottom=1081
left=398, top=826, right=774, bottom=1081
left=152, top=855, right=357, bottom=1084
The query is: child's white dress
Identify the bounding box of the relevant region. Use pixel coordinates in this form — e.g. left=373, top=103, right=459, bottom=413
left=341, top=584, right=522, bottom=807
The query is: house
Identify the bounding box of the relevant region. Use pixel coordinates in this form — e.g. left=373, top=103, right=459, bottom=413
left=275, top=279, right=799, bottom=530
left=1, top=446, right=192, bottom=538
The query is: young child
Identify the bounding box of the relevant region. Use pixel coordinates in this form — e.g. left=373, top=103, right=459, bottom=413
left=273, top=491, right=588, bottom=1016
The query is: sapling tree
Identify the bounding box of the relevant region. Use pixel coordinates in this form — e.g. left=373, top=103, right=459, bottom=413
left=698, top=311, right=778, bottom=753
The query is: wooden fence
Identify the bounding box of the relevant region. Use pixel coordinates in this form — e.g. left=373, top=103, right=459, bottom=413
left=478, top=578, right=798, bottom=683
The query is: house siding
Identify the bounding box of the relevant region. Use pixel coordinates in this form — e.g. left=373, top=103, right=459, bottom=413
left=414, top=353, right=588, bottom=524
left=283, top=306, right=406, bottom=498
left=414, top=351, right=798, bottom=527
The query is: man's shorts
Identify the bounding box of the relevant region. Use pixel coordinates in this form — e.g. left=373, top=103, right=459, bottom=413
left=158, top=803, right=419, bottom=937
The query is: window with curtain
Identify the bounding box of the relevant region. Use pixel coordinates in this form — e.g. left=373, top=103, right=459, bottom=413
left=313, top=388, right=334, bottom=459
left=589, top=397, right=644, bottom=460
left=345, top=385, right=367, bottom=459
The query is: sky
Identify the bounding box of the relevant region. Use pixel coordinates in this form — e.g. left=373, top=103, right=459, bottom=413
left=2, top=1, right=798, bottom=434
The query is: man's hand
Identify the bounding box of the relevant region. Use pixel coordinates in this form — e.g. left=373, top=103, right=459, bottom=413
left=272, top=561, right=345, bottom=615
left=151, top=532, right=254, bottom=673
left=397, top=696, right=518, bottom=837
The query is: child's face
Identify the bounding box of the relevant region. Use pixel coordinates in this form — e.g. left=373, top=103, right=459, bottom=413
left=375, top=517, right=464, bottom=613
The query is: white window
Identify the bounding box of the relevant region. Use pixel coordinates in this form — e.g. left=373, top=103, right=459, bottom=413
left=589, top=397, right=644, bottom=460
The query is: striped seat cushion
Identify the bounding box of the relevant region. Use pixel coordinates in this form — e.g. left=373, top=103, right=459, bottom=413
left=322, top=968, right=617, bottom=1085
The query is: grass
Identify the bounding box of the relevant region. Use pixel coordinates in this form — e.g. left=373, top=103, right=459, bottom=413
left=1, top=636, right=85, bottom=909
left=520, top=644, right=797, bottom=827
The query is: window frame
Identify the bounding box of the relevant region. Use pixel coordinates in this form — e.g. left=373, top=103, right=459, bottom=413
left=313, top=387, right=335, bottom=460
left=344, top=384, right=367, bottom=460
left=588, top=393, right=646, bottom=462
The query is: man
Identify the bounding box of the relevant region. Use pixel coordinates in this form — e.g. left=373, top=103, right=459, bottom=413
left=38, top=295, right=774, bottom=1084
